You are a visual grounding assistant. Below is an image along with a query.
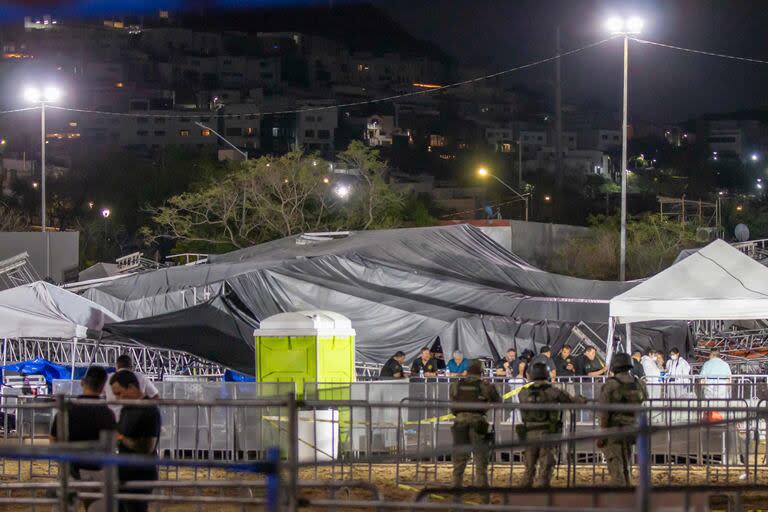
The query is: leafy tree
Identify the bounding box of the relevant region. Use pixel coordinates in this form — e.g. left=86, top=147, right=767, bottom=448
left=552, top=214, right=699, bottom=280
left=144, top=142, right=420, bottom=253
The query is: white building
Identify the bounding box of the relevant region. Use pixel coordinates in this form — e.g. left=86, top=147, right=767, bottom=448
left=364, top=115, right=396, bottom=146
left=297, top=100, right=337, bottom=153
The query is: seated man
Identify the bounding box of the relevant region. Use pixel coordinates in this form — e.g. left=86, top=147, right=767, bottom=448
left=495, top=348, right=517, bottom=377
left=50, top=365, right=116, bottom=507
left=446, top=350, right=469, bottom=377
left=379, top=351, right=406, bottom=379
left=411, top=347, right=438, bottom=378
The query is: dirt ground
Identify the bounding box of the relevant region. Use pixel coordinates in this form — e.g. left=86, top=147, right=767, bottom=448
left=0, top=461, right=766, bottom=511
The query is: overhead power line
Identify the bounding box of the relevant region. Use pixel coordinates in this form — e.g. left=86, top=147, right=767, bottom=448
left=631, top=37, right=768, bottom=65
left=41, top=36, right=616, bottom=120
left=0, top=107, right=41, bottom=115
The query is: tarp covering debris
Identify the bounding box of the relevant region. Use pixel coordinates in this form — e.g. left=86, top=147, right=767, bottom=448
left=87, top=225, right=687, bottom=367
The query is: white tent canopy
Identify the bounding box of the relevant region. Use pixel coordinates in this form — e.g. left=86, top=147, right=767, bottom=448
left=0, top=281, right=122, bottom=339
left=607, top=239, right=768, bottom=361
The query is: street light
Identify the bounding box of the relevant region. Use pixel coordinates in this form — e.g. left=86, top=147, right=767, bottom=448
left=335, top=184, right=351, bottom=199
left=23, top=84, right=62, bottom=279
left=476, top=167, right=529, bottom=221
left=606, top=16, right=643, bottom=281
left=544, top=194, right=552, bottom=203
left=101, top=208, right=111, bottom=218
left=751, top=153, right=759, bottom=162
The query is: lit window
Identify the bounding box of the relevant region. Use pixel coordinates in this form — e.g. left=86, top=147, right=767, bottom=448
left=201, top=129, right=211, bottom=137
left=115, top=82, right=124, bottom=88
left=68, top=121, right=77, bottom=127
left=179, top=129, right=190, bottom=137
left=245, top=127, right=255, bottom=136
left=272, top=127, right=279, bottom=137
left=429, top=134, right=446, bottom=147
left=501, top=143, right=512, bottom=153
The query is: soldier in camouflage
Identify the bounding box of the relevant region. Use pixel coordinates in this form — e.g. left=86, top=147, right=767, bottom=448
left=597, top=352, right=648, bottom=486
left=517, top=362, right=584, bottom=488
left=449, top=359, right=501, bottom=488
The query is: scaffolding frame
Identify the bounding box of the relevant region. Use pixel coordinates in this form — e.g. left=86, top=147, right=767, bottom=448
left=0, top=253, right=39, bottom=291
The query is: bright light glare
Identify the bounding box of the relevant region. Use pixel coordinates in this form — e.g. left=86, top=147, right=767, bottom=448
left=477, top=167, right=489, bottom=176
left=43, top=86, right=61, bottom=102
left=335, top=185, right=350, bottom=198
left=626, top=17, right=644, bottom=34
left=751, top=153, right=759, bottom=161
left=101, top=208, right=111, bottom=218
left=322, top=177, right=330, bottom=184
left=23, top=86, right=41, bottom=103
left=758, top=183, right=764, bottom=190
left=605, top=17, right=624, bottom=33
left=544, top=195, right=552, bottom=202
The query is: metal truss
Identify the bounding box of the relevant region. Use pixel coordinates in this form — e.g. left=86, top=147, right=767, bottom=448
left=0, top=252, right=39, bottom=291
left=1, top=338, right=223, bottom=378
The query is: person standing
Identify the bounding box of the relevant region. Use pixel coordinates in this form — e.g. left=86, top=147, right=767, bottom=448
left=665, top=348, right=691, bottom=399
left=446, top=350, right=469, bottom=377
left=50, top=366, right=116, bottom=509
left=411, top=347, right=438, bottom=378
left=379, top=351, right=406, bottom=379
left=597, top=353, right=647, bottom=486
left=700, top=348, right=732, bottom=400
left=517, top=363, right=584, bottom=488
left=109, top=371, right=162, bottom=512
left=530, top=346, right=557, bottom=381
left=640, top=350, right=662, bottom=399
left=105, top=355, right=160, bottom=416
left=450, top=360, right=501, bottom=488
left=555, top=344, right=577, bottom=379
left=578, top=347, right=607, bottom=377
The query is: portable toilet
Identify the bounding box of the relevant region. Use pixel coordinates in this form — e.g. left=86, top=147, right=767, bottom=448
left=253, top=310, right=356, bottom=398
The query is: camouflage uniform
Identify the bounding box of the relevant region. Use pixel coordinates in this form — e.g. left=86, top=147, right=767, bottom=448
left=598, top=372, right=647, bottom=486
left=517, top=382, right=582, bottom=487
left=449, top=375, right=501, bottom=487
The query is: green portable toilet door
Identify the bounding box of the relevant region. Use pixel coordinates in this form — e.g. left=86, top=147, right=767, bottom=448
left=256, top=335, right=317, bottom=398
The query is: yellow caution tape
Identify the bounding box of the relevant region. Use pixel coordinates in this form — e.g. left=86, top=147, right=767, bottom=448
left=502, top=382, right=533, bottom=400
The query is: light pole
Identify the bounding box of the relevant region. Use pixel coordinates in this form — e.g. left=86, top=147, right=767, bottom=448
left=23, top=85, right=61, bottom=279
left=606, top=16, right=643, bottom=281
left=101, top=208, right=111, bottom=262
left=478, top=167, right=529, bottom=221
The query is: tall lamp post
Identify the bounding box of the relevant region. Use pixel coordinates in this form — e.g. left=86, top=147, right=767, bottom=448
left=478, top=167, right=529, bottom=221
left=606, top=16, right=643, bottom=281
left=23, top=85, right=62, bottom=279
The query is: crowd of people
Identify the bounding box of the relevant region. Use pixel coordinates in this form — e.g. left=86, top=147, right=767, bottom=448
left=380, top=344, right=733, bottom=394
left=49, top=355, right=161, bottom=512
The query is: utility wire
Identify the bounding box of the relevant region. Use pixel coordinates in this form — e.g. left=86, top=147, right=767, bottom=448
left=44, top=37, right=616, bottom=120
left=631, top=37, right=768, bottom=65
left=0, top=106, right=41, bottom=115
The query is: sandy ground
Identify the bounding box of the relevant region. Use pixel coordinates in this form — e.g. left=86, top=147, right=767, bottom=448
left=0, top=461, right=765, bottom=511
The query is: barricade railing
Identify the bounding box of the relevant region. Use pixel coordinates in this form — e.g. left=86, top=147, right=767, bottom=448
left=0, top=393, right=767, bottom=510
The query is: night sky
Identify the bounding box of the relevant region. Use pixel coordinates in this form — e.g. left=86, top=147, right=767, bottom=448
left=8, top=0, right=768, bottom=123
left=376, top=0, right=768, bottom=123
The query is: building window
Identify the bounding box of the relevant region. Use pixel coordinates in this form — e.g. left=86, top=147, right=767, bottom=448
left=137, top=130, right=148, bottom=136
left=179, top=129, right=190, bottom=137
left=318, top=129, right=330, bottom=139
left=272, top=127, right=280, bottom=137
left=245, top=127, right=255, bottom=136
left=226, top=127, right=242, bottom=136
left=154, top=130, right=165, bottom=136
left=305, top=115, right=315, bottom=122
left=137, top=117, right=148, bottom=124
left=429, top=134, right=446, bottom=147
left=501, top=143, right=512, bottom=153
left=180, top=117, right=191, bottom=123
left=154, top=117, right=165, bottom=124
left=613, top=135, right=619, bottom=141
left=201, top=129, right=211, bottom=137
left=305, top=129, right=315, bottom=138
left=601, top=134, right=608, bottom=140
left=68, top=121, right=77, bottom=127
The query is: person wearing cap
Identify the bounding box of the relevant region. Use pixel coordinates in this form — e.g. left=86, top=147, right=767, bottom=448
left=517, top=362, right=585, bottom=488
left=449, top=359, right=501, bottom=489
left=597, top=353, right=647, bottom=486
left=446, top=350, right=469, bottom=377
left=530, top=346, right=556, bottom=381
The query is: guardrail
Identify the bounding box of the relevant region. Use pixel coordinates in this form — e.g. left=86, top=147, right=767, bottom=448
left=0, top=382, right=767, bottom=510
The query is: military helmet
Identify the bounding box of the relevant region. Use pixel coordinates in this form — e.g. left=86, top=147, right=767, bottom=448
left=610, top=352, right=634, bottom=372
left=467, top=359, right=483, bottom=375
left=528, top=362, right=549, bottom=381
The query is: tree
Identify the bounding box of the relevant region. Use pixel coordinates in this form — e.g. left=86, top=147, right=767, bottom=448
left=552, top=214, right=699, bottom=280
left=144, top=142, right=415, bottom=253
left=0, top=202, right=29, bottom=232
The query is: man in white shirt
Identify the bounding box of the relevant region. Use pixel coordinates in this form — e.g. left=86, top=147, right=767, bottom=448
left=700, top=348, right=732, bottom=400
left=640, top=349, right=662, bottom=399
left=664, top=348, right=692, bottom=399
left=105, top=355, right=160, bottom=415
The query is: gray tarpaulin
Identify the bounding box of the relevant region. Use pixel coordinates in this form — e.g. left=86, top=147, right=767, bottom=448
left=85, top=225, right=687, bottom=367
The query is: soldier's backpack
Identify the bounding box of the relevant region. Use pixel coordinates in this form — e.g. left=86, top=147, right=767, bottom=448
left=451, top=378, right=489, bottom=414
left=520, top=384, right=562, bottom=432
left=606, top=376, right=645, bottom=427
